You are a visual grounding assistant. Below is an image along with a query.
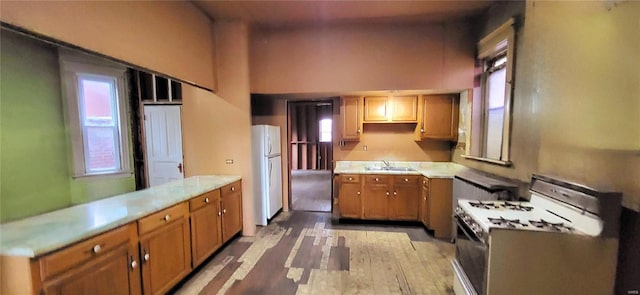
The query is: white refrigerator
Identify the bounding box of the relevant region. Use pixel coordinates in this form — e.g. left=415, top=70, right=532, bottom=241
left=252, top=125, right=283, bottom=226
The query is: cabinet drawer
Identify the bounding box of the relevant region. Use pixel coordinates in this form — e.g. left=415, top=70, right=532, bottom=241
left=39, top=224, right=131, bottom=280
left=340, top=174, right=361, bottom=183
left=394, top=175, right=420, bottom=186
left=364, top=175, right=391, bottom=184
left=138, top=203, right=188, bottom=236
left=221, top=181, right=242, bottom=196
left=189, top=190, right=221, bottom=212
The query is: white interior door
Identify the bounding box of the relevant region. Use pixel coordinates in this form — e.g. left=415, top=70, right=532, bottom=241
left=144, top=105, right=184, bottom=187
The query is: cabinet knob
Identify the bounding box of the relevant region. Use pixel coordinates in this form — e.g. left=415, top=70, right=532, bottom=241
left=393, top=191, right=397, bottom=196
left=223, top=209, right=227, bottom=214
left=144, top=253, right=150, bottom=262
left=420, top=128, right=424, bottom=133
left=231, top=187, right=236, bottom=192
left=348, top=177, right=353, bottom=181
left=424, top=197, right=427, bottom=200
left=92, top=244, right=101, bottom=254
left=357, top=191, right=361, bottom=195
left=375, top=177, right=379, bottom=182
left=386, top=191, right=390, bottom=196
left=404, top=178, right=409, bottom=182
left=130, top=260, right=138, bottom=269
left=423, top=180, right=426, bottom=184
left=163, top=214, right=171, bottom=222
left=204, top=197, right=210, bottom=203
left=218, top=211, right=222, bottom=216
left=357, top=128, right=361, bottom=134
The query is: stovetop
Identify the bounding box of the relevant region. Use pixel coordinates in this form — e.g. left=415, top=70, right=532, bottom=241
left=457, top=198, right=586, bottom=234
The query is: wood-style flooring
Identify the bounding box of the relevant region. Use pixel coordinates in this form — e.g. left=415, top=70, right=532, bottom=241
left=290, top=170, right=332, bottom=212
left=174, top=211, right=454, bottom=295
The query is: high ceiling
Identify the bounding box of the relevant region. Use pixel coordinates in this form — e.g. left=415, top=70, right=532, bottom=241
left=193, top=1, right=495, bottom=27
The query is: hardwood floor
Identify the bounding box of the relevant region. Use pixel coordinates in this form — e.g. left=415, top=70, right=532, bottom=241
left=174, top=211, right=454, bottom=295
left=291, top=170, right=332, bottom=212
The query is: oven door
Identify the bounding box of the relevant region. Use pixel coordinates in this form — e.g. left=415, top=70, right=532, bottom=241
left=454, top=215, right=488, bottom=295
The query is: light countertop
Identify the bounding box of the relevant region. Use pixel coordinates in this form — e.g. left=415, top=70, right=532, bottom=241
left=0, top=175, right=241, bottom=258
left=334, top=161, right=467, bottom=178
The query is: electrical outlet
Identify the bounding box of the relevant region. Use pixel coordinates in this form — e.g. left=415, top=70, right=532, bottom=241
left=363, top=145, right=368, bottom=151
left=225, top=159, right=234, bottom=164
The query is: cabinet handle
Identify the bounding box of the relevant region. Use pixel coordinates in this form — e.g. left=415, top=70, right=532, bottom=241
left=223, top=209, right=227, bottom=214
left=163, top=214, right=171, bottom=222
left=204, top=197, right=210, bottom=203
left=231, top=186, right=236, bottom=192
left=130, top=260, right=138, bottom=269
left=92, top=244, right=102, bottom=254
left=393, top=191, right=398, bottom=196
left=375, top=177, right=379, bottom=182
left=356, top=191, right=361, bottom=195
left=143, top=252, right=150, bottom=262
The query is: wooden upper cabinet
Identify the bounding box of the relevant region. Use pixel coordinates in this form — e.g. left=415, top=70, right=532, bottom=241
left=419, top=94, right=460, bottom=140
left=340, top=96, right=363, bottom=141
left=364, top=96, right=418, bottom=123
left=363, top=96, right=388, bottom=121
left=391, top=96, right=418, bottom=122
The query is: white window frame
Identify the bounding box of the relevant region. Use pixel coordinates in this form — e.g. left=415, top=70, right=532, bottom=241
left=319, top=118, right=332, bottom=143
left=59, top=50, right=131, bottom=177
left=463, top=18, right=515, bottom=166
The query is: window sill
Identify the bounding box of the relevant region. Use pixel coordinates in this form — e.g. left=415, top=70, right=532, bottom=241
left=73, top=171, right=133, bottom=180
left=460, top=155, right=512, bottom=167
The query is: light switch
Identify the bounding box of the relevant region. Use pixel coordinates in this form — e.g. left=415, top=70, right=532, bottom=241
left=363, top=145, right=368, bottom=151
left=225, top=159, right=234, bottom=164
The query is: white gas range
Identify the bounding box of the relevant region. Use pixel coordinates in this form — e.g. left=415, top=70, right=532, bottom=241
left=451, top=174, right=622, bottom=295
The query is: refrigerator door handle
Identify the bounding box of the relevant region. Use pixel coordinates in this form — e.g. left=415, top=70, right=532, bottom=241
left=268, top=160, right=273, bottom=185
left=267, top=133, right=272, bottom=155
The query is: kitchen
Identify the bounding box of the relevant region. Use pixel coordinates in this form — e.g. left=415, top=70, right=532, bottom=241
left=1, top=1, right=638, bottom=294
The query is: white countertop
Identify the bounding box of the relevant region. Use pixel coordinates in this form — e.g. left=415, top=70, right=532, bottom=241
left=0, top=175, right=241, bottom=258
left=333, top=161, right=466, bottom=178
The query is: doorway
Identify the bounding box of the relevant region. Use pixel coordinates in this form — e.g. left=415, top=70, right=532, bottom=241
left=288, top=99, right=335, bottom=212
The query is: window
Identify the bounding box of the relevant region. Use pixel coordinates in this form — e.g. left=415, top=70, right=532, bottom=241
left=319, top=118, right=332, bottom=142
left=60, top=51, right=130, bottom=176
left=464, top=19, right=515, bottom=165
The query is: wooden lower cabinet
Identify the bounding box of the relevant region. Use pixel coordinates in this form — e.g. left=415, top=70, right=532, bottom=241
left=221, top=181, right=243, bottom=242
left=363, top=184, right=390, bottom=219
left=425, top=178, right=453, bottom=239
left=42, top=244, right=140, bottom=295
left=189, top=190, right=223, bottom=268
left=419, top=178, right=430, bottom=227
left=139, top=204, right=191, bottom=295
left=389, top=176, right=420, bottom=220
left=339, top=181, right=362, bottom=218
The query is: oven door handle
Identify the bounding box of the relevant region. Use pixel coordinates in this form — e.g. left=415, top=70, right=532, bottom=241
left=455, top=216, right=483, bottom=244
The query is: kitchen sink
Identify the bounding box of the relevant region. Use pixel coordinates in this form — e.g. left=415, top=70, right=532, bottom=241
left=365, top=166, right=415, bottom=172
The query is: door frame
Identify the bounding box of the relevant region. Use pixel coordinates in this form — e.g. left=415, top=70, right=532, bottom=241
left=286, top=98, right=337, bottom=212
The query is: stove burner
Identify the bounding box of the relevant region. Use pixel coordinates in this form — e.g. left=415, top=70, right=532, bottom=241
left=502, top=201, right=534, bottom=211
left=529, top=219, right=574, bottom=232
left=488, top=217, right=529, bottom=228
left=469, top=201, right=501, bottom=209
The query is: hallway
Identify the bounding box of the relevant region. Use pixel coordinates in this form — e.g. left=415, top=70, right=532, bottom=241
left=290, top=170, right=332, bottom=212
left=175, top=211, right=455, bottom=294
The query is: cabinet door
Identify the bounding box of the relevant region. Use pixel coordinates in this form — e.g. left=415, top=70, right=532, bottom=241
left=390, top=184, right=420, bottom=220
left=420, top=178, right=429, bottom=226
left=140, top=218, right=191, bottom=295
left=428, top=178, right=453, bottom=239
left=221, top=189, right=243, bottom=242
left=42, top=245, right=141, bottom=295
left=363, top=185, right=389, bottom=219
left=190, top=201, right=222, bottom=268
left=391, top=95, right=418, bottom=122
left=341, top=96, right=362, bottom=140
left=421, top=94, right=459, bottom=140
left=339, top=182, right=362, bottom=218
left=363, top=96, right=388, bottom=121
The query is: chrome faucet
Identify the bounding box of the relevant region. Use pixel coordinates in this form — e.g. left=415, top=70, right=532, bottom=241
left=382, top=160, right=391, bottom=167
